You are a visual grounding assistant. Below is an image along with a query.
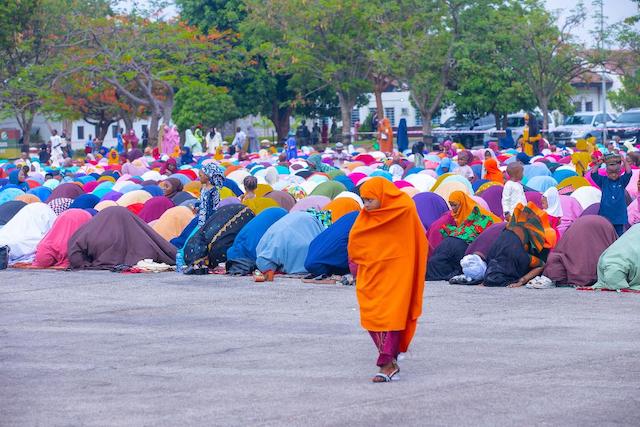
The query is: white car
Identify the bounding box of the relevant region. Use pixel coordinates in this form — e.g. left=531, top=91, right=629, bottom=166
left=483, top=113, right=556, bottom=145
left=551, top=112, right=616, bottom=146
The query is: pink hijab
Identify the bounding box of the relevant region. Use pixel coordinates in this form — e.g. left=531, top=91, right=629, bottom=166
left=557, top=195, right=584, bottom=237
left=33, top=209, right=92, bottom=268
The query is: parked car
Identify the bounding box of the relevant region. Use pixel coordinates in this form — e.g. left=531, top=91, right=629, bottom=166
left=483, top=112, right=556, bottom=146
left=551, top=112, right=616, bottom=146
left=434, top=114, right=496, bottom=148
left=607, top=108, right=640, bottom=141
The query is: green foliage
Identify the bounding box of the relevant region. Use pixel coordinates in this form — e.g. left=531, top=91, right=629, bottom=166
left=609, top=70, right=640, bottom=110
left=173, top=81, right=239, bottom=131
left=176, top=0, right=247, bottom=32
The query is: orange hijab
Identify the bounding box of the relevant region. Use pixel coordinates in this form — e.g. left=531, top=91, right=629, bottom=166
left=378, top=118, right=394, bottom=153
left=449, top=191, right=500, bottom=226
left=323, top=197, right=360, bottom=222
left=348, top=177, right=427, bottom=353
left=483, top=158, right=504, bottom=183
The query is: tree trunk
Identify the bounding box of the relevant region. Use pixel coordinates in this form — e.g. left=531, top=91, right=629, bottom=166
left=97, top=121, right=110, bottom=141
left=149, top=113, right=160, bottom=147
left=122, top=114, right=134, bottom=132
left=337, top=91, right=356, bottom=144
left=493, top=111, right=501, bottom=129
left=421, top=112, right=434, bottom=151
left=374, top=80, right=385, bottom=121
left=17, top=111, right=35, bottom=147
left=270, top=101, right=292, bottom=144
left=539, top=97, right=549, bottom=134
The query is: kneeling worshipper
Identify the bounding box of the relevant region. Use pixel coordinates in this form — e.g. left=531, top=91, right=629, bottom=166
left=427, top=191, right=500, bottom=281
left=255, top=211, right=325, bottom=276
left=0, top=202, right=57, bottom=264
left=0, top=200, right=27, bottom=228
left=592, top=223, right=640, bottom=291
left=483, top=202, right=548, bottom=288
left=226, top=207, right=287, bottom=275
left=33, top=209, right=93, bottom=268
left=67, top=206, right=177, bottom=269
left=182, top=204, right=255, bottom=274
left=151, top=206, right=195, bottom=242
left=348, top=177, right=427, bottom=383
left=542, top=216, right=618, bottom=287
left=304, top=211, right=358, bottom=278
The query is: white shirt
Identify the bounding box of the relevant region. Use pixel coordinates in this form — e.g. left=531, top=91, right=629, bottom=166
left=232, top=131, right=246, bottom=149
left=206, top=132, right=223, bottom=154
left=502, top=180, right=527, bottom=216
left=456, top=165, right=474, bottom=181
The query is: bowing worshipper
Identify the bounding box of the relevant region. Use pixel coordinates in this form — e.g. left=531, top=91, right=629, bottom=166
left=483, top=203, right=547, bottom=287
left=348, top=177, right=427, bottom=383
left=590, top=153, right=632, bottom=236
left=427, top=191, right=500, bottom=281
left=182, top=204, right=255, bottom=274
left=323, top=197, right=361, bottom=222
left=592, top=224, right=640, bottom=291
left=304, top=211, right=358, bottom=278
left=196, top=162, right=225, bottom=227
left=501, top=162, right=527, bottom=221
left=138, top=196, right=175, bottom=223
left=307, top=153, right=336, bottom=173
left=226, top=207, right=288, bottom=275
left=412, top=192, right=450, bottom=231
left=255, top=211, right=325, bottom=277
left=542, top=216, right=618, bottom=287
left=33, top=209, right=92, bottom=268
left=377, top=117, right=394, bottom=153
left=0, top=202, right=57, bottom=264
left=0, top=201, right=27, bottom=228
left=264, top=190, right=296, bottom=212
left=152, top=206, right=195, bottom=242
left=68, top=206, right=177, bottom=269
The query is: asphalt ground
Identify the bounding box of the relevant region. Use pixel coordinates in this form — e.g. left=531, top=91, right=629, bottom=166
left=1, top=270, right=639, bottom=426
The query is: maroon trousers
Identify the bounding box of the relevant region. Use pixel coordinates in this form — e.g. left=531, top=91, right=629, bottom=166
left=369, top=331, right=401, bottom=367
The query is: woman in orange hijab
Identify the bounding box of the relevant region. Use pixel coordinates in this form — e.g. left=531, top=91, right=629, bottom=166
left=377, top=117, right=394, bottom=153
left=483, top=155, right=504, bottom=184
left=348, top=177, right=427, bottom=383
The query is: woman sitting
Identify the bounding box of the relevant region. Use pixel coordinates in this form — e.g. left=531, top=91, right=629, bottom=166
left=592, top=223, right=640, bottom=291
left=427, top=191, right=500, bottom=281
left=483, top=202, right=547, bottom=287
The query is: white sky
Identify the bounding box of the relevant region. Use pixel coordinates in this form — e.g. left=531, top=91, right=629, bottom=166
left=545, top=0, right=639, bottom=47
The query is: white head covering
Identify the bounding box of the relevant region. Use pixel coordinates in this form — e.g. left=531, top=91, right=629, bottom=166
left=334, top=191, right=364, bottom=208
left=542, top=187, right=563, bottom=217
left=571, top=186, right=602, bottom=210
left=0, top=202, right=56, bottom=263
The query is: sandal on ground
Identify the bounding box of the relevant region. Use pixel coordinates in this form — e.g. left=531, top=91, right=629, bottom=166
left=372, top=368, right=400, bottom=383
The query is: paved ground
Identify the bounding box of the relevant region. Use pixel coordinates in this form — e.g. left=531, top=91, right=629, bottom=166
left=1, top=270, right=639, bottom=426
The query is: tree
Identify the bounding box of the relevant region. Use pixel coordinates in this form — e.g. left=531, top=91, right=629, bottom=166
left=506, top=0, right=587, bottom=130
left=390, top=0, right=460, bottom=148
left=447, top=0, right=536, bottom=128
left=0, top=0, right=109, bottom=145
left=246, top=0, right=376, bottom=143
left=64, top=15, right=230, bottom=145
left=173, top=81, right=239, bottom=131
left=609, top=70, right=640, bottom=110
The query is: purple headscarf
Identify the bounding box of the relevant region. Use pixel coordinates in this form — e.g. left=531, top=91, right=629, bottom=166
left=479, top=185, right=504, bottom=218
left=138, top=196, right=175, bottom=223
left=413, top=192, right=449, bottom=230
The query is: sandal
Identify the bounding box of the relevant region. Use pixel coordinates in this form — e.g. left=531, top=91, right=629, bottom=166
left=372, top=368, right=400, bottom=383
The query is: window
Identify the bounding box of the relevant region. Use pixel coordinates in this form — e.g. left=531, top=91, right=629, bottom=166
left=141, top=124, right=148, bottom=135
left=573, top=102, right=582, bottom=112
left=350, top=109, right=360, bottom=126
left=585, top=101, right=593, bottom=112
left=401, top=107, right=409, bottom=116
left=384, top=107, right=395, bottom=126
left=77, top=126, right=84, bottom=140
left=112, top=125, right=119, bottom=138
left=415, top=109, right=422, bottom=126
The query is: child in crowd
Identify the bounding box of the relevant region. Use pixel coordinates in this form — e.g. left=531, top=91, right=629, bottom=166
left=241, top=176, right=258, bottom=202
left=501, top=162, right=527, bottom=221
left=590, top=153, right=632, bottom=236
left=455, top=150, right=475, bottom=182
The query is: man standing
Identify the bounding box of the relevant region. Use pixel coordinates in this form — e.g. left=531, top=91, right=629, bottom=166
left=231, top=127, right=246, bottom=156
left=50, top=130, right=64, bottom=167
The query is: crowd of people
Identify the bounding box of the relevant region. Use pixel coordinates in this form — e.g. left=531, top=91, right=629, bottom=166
left=2, top=118, right=640, bottom=382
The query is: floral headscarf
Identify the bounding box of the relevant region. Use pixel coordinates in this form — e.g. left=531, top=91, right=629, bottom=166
left=197, top=162, right=225, bottom=226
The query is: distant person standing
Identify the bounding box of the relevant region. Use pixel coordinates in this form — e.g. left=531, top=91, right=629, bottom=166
left=247, top=126, right=259, bottom=153
left=85, top=134, right=94, bottom=154
left=116, top=127, right=124, bottom=153
left=321, top=120, right=329, bottom=145
left=49, top=130, right=64, bottom=167
left=311, top=122, right=321, bottom=147
left=141, top=127, right=149, bottom=150
left=286, top=131, right=297, bottom=160
left=297, top=120, right=310, bottom=146
left=378, top=117, right=394, bottom=153
left=231, top=127, right=246, bottom=156
left=39, top=142, right=50, bottom=164
left=19, top=134, right=29, bottom=156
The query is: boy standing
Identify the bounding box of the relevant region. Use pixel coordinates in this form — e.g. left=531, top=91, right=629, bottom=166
left=502, top=162, right=527, bottom=221
left=590, top=153, right=632, bottom=236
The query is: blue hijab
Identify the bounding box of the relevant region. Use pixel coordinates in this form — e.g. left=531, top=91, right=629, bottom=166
left=227, top=207, right=287, bottom=262
left=180, top=146, right=194, bottom=165
left=70, top=194, right=100, bottom=209
left=304, top=211, right=358, bottom=277
left=28, top=186, right=52, bottom=202
left=397, top=118, right=409, bottom=152
left=499, top=128, right=515, bottom=149
left=436, top=157, right=453, bottom=176
left=223, top=178, right=243, bottom=197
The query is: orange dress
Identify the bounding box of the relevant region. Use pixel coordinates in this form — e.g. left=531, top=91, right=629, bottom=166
left=377, top=118, right=394, bottom=153
left=348, top=177, right=427, bottom=352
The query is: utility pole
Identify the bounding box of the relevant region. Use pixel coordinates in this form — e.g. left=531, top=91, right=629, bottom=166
left=599, top=0, right=608, bottom=142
